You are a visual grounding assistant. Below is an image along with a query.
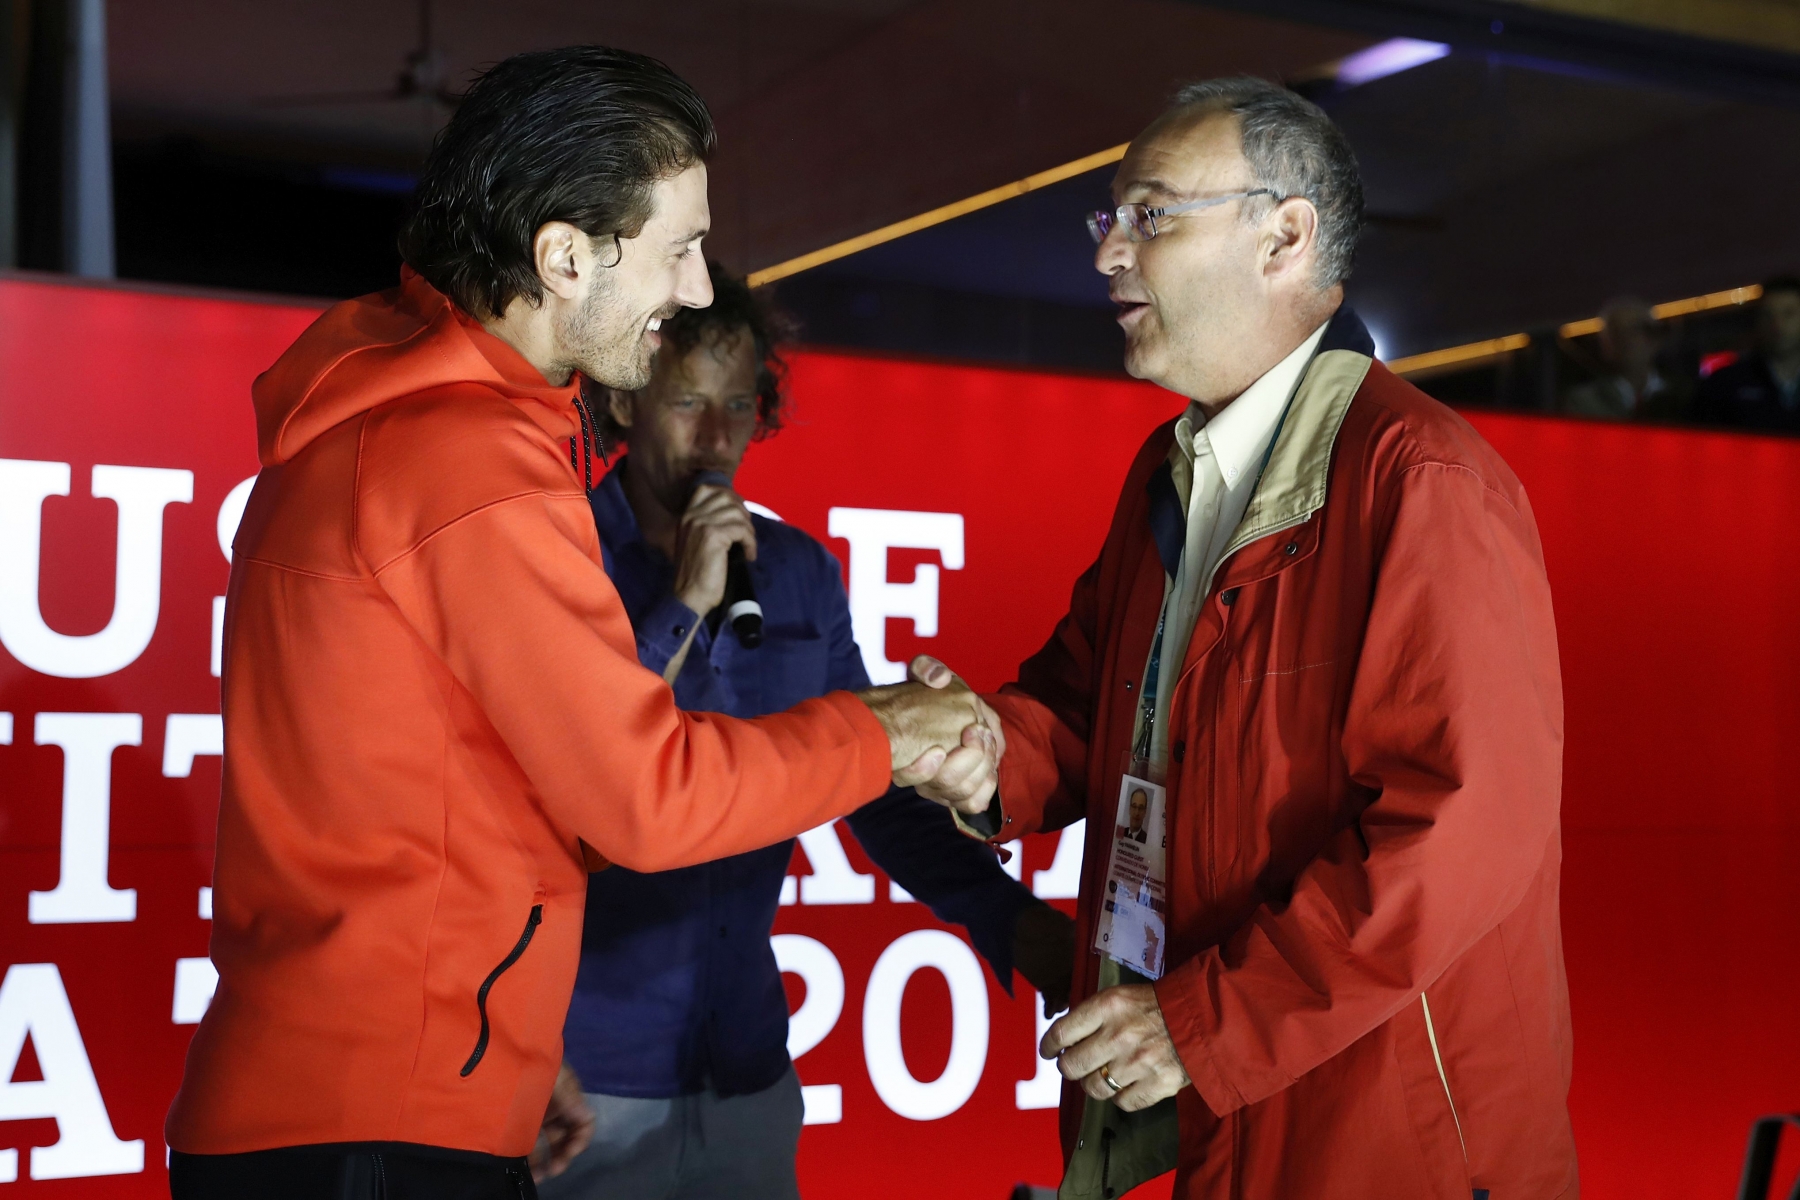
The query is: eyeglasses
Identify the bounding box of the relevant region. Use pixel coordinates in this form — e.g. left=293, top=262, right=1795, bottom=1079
left=1086, top=188, right=1281, bottom=245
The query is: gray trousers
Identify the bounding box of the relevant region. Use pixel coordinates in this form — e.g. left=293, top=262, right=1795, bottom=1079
left=537, top=1067, right=804, bottom=1200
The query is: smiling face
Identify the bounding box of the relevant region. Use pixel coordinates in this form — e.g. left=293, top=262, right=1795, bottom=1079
left=608, top=327, right=760, bottom=517
left=1096, top=108, right=1335, bottom=408
left=561, top=164, right=715, bottom=390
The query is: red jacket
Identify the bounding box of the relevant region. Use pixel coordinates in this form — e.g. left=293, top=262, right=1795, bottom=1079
left=165, top=271, right=894, bottom=1157
left=987, top=312, right=1576, bottom=1198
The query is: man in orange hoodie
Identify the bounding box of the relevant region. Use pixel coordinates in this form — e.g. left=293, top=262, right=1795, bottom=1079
left=165, top=46, right=996, bottom=1199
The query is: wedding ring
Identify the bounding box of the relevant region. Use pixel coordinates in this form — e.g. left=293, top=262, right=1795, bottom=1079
left=1099, top=1065, right=1124, bottom=1094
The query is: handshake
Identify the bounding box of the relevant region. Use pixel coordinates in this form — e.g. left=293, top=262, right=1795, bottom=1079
left=856, top=656, right=1003, bottom=815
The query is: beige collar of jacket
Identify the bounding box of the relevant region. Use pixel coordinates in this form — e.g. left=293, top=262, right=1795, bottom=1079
left=1221, top=331, right=1375, bottom=562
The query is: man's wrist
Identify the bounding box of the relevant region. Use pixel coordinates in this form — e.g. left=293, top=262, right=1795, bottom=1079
left=673, top=587, right=714, bottom=619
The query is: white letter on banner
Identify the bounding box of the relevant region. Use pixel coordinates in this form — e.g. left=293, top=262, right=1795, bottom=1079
left=795, top=822, right=875, bottom=905
left=172, top=958, right=218, bottom=1025
left=1032, top=820, right=1086, bottom=899
left=29, top=713, right=140, bottom=924
left=0, top=963, right=144, bottom=1181
left=164, top=714, right=225, bottom=928
left=826, top=508, right=964, bottom=684
left=1016, top=993, right=1063, bottom=1110
left=213, top=477, right=256, bottom=677
left=863, top=930, right=989, bottom=1120
left=162, top=713, right=223, bottom=778
left=0, top=461, right=192, bottom=679
left=772, top=935, right=843, bottom=1125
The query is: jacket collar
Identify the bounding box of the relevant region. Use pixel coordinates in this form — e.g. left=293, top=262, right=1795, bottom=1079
left=1220, top=304, right=1374, bottom=561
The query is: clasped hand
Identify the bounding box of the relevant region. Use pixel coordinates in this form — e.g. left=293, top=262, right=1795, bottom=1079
left=857, top=655, right=1004, bottom=815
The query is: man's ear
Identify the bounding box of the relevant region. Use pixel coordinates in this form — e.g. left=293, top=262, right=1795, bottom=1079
left=533, top=221, right=588, bottom=301
left=605, top=387, right=636, bottom=432
left=1261, top=197, right=1319, bottom=284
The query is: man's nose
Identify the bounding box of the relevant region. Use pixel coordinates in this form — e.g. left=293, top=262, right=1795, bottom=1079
left=696, top=406, right=733, bottom=452
left=676, top=252, right=713, bottom=310
left=1094, top=226, right=1132, bottom=276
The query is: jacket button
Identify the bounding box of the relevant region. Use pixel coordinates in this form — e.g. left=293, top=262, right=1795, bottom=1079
left=1284, top=542, right=1299, bottom=556
left=1220, top=588, right=1238, bottom=606
left=1125, top=679, right=1134, bottom=691
left=1173, top=740, right=1186, bottom=763
left=673, top=624, right=686, bottom=637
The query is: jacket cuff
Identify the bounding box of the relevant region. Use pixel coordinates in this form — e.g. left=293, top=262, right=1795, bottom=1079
left=635, top=595, right=701, bottom=675
left=819, top=690, right=901, bottom=804
left=1153, top=952, right=1247, bottom=1118
left=979, top=692, right=1061, bottom=838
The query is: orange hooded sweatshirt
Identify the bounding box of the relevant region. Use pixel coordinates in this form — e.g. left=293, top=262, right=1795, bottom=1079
left=165, top=271, right=894, bottom=1157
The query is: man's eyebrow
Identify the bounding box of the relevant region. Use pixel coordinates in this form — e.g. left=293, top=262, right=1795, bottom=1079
left=1113, top=177, right=1181, bottom=203
left=1136, top=178, right=1183, bottom=199
left=670, top=226, right=710, bottom=245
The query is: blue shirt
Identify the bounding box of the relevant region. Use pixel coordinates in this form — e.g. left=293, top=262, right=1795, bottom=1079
left=562, top=460, right=1035, bottom=1099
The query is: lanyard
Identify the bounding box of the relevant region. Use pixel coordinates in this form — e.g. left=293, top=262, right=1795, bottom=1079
left=1130, top=609, right=1167, bottom=765
left=1130, top=370, right=1307, bottom=767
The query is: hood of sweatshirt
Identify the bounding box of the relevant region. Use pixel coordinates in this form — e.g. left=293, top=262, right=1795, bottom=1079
left=252, top=267, right=582, bottom=467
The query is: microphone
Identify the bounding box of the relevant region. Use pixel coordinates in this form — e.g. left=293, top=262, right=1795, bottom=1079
left=691, top=470, right=764, bottom=648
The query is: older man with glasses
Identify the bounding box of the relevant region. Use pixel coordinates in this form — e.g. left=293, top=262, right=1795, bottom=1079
left=929, top=76, right=1576, bottom=1200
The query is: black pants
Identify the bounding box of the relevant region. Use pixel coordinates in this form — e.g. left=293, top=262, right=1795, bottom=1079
left=169, top=1141, right=536, bottom=1200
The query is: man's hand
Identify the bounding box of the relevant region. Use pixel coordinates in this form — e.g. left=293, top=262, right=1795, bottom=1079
left=672, top=480, right=756, bottom=617
left=1014, top=901, right=1076, bottom=1016
left=530, top=1061, right=595, bottom=1183
left=899, top=655, right=1007, bottom=810
left=855, top=656, right=1001, bottom=815
left=1041, top=984, right=1190, bottom=1112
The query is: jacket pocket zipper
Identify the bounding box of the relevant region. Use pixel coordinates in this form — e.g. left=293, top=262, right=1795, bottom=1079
left=460, top=905, right=543, bottom=1077
left=1420, top=992, right=1468, bottom=1161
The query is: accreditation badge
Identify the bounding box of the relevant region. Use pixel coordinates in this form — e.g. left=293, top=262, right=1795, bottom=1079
left=1092, top=774, right=1168, bottom=979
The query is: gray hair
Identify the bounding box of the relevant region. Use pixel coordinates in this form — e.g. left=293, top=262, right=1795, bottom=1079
left=1169, top=76, right=1364, bottom=289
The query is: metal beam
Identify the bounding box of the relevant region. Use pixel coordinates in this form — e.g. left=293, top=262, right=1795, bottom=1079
left=62, top=0, right=109, bottom=276
left=0, top=0, right=20, bottom=268
left=16, top=0, right=110, bottom=276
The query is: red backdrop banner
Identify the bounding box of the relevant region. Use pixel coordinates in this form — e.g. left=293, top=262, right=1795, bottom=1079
left=1, top=274, right=1796, bottom=1198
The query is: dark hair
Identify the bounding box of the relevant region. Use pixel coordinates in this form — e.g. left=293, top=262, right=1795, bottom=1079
left=1169, top=76, right=1364, bottom=289
left=1763, top=275, right=1800, bottom=302
left=398, top=46, right=716, bottom=320
left=601, top=261, right=795, bottom=445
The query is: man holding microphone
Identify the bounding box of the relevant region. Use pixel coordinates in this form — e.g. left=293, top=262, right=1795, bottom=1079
left=533, top=263, right=1075, bottom=1197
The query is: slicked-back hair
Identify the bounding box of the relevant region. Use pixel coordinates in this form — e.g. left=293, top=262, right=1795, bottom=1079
left=602, top=261, right=795, bottom=445
left=399, top=46, right=716, bottom=320
left=1169, top=76, right=1364, bottom=289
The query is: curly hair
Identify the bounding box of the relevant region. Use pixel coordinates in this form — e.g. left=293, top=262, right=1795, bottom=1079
left=600, top=261, right=795, bottom=444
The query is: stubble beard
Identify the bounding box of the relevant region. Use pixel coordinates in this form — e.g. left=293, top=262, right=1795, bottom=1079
left=559, top=274, right=654, bottom=391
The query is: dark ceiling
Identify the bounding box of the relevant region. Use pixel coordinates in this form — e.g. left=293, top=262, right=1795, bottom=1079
left=92, top=0, right=1800, bottom=363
